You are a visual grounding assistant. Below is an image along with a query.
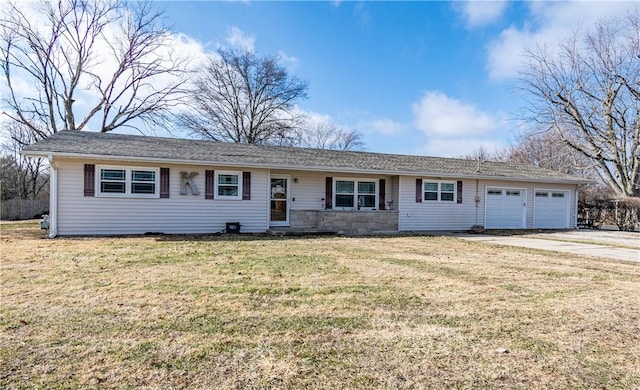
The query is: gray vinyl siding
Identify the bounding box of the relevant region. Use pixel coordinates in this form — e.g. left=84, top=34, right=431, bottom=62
left=398, top=177, right=578, bottom=231
left=280, top=170, right=326, bottom=211
left=55, top=159, right=269, bottom=235
left=390, top=176, right=400, bottom=211
left=274, top=170, right=396, bottom=211
left=54, top=158, right=578, bottom=235
left=398, top=177, right=480, bottom=231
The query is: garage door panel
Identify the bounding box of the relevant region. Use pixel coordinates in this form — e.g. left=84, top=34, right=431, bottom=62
left=534, top=190, right=570, bottom=229
left=485, top=188, right=525, bottom=229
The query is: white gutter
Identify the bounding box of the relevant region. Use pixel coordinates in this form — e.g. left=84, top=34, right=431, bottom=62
left=21, top=150, right=590, bottom=185
left=574, top=187, right=579, bottom=229
left=47, top=154, right=58, bottom=238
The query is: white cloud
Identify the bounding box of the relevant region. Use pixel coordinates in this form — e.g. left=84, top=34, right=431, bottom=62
left=369, top=119, right=404, bottom=135
left=409, top=91, right=508, bottom=157
left=277, top=50, right=300, bottom=70
left=487, top=25, right=532, bottom=80
left=225, top=26, right=255, bottom=52
left=412, top=91, right=499, bottom=137
left=169, top=33, right=210, bottom=68
left=458, top=0, right=508, bottom=29
left=299, top=109, right=334, bottom=128
left=487, top=2, right=637, bottom=80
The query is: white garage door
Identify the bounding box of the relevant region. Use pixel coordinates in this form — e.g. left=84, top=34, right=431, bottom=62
left=534, top=190, right=570, bottom=229
left=485, top=188, right=525, bottom=229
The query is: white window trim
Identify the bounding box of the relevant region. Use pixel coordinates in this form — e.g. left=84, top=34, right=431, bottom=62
left=333, top=177, right=379, bottom=211
left=423, top=180, right=456, bottom=202
left=95, top=165, right=159, bottom=198
left=214, top=170, right=243, bottom=200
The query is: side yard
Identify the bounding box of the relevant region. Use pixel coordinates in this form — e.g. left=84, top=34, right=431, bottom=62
left=1, top=221, right=639, bottom=389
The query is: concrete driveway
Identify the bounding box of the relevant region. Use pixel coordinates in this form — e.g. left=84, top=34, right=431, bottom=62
left=456, top=229, right=639, bottom=263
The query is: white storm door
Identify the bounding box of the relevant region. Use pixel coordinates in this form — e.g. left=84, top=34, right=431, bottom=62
left=270, top=176, right=290, bottom=226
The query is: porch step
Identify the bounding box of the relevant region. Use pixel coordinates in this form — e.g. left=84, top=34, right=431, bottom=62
left=267, top=228, right=338, bottom=237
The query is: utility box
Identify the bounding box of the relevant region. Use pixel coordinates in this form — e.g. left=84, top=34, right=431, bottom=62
left=225, top=222, right=241, bottom=234
left=40, top=215, right=50, bottom=230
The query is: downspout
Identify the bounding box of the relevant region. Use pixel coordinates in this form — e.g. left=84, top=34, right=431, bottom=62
left=266, top=169, right=271, bottom=232
left=574, top=186, right=579, bottom=229
left=48, top=154, right=58, bottom=238
left=397, top=176, right=402, bottom=231
left=475, top=179, right=480, bottom=224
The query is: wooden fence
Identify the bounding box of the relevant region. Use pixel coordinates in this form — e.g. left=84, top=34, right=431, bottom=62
left=1, top=198, right=49, bottom=221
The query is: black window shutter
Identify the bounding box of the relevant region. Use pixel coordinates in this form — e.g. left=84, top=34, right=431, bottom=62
left=84, top=164, right=95, bottom=197
left=205, top=170, right=214, bottom=199
left=379, top=179, right=386, bottom=210
left=457, top=180, right=463, bottom=204
left=325, top=177, right=332, bottom=209
left=160, top=168, right=170, bottom=198
left=242, top=172, right=251, bottom=200
left=415, top=178, right=422, bottom=203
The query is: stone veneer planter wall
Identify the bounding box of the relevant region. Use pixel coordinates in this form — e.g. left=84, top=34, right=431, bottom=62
left=290, top=210, right=398, bottom=235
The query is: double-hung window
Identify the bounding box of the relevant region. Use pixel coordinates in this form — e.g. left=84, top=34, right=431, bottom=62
left=335, top=180, right=355, bottom=208
left=131, top=170, right=156, bottom=194
left=96, top=166, right=159, bottom=198
left=357, top=181, right=376, bottom=208
left=215, top=171, right=242, bottom=200
left=334, top=178, right=377, bottom=210
left=100, top=168, right=126, bottom=194
left=423, top=181, right=456, bottom=202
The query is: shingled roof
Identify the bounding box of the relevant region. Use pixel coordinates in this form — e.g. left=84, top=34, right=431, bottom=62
left=22, top=130, right=585, bottom=184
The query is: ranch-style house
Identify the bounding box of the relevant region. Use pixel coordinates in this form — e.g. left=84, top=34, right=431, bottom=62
left=21, top=131, right=586, bottom=237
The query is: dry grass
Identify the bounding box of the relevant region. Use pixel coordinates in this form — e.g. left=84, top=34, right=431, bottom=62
left=1, top=220, right=639, bottom=389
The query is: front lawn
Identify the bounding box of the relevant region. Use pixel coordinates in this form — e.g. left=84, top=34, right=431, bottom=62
left=1, top=221, right=639, bottom=388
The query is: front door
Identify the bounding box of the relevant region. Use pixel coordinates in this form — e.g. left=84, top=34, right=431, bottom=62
left=270, top=176, right=290, bottom=226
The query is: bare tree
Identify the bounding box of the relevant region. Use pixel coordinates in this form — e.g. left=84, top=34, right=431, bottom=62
left=499, top=130, right=618, bottom=207
left=519, top=12, right=640, bottom=197
left=460, top=146, right=502, bottom=162
left=179, top=48, right=308, bottom=144
left=500, top=131, right=595, bottom=177
left=1, top=123, right=49, bottom=200
left=1, top=0, right=188, bottom=138
left=298, top=121, right=365, bottom=151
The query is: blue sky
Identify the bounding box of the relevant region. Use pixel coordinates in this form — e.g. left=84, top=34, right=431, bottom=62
left=4, top=1, right=638, bottom=157
left=155, top=0, right=637, bottom=157
left=162, top=0, right=522, bottom=156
